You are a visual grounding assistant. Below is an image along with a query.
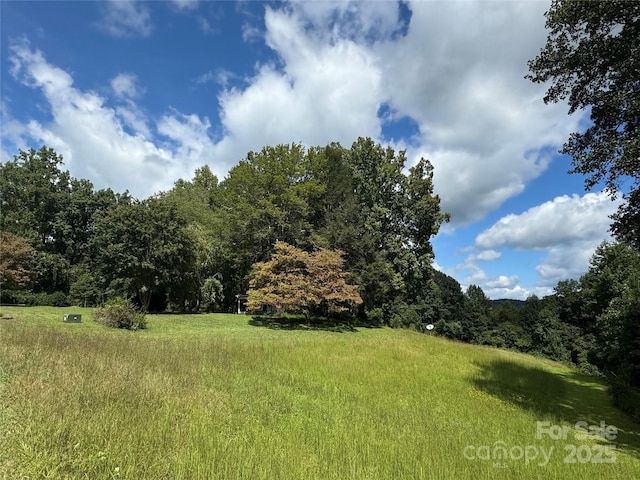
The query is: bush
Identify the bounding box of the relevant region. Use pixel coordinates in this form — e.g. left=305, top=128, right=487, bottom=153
left=435, top=319, right=463, bottom=340
left=0, top=290, right=69, bottom=306
left=0, top=289, right=28, bottom=304
left=43, top=291, right=69, bottom=307
left=200, top=276, right=224, bottom=312
left=365, top=307, right=385, bottom=326
left=94, top=298, right=146, bottom=330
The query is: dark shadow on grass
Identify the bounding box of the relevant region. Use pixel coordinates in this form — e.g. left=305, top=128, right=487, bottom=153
left=470, top=359, right=640, bottom=460
left=248, top=315, right=359, bottom=333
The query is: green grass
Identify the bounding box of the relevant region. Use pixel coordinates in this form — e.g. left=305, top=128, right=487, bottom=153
left=1, top=306, right=639, bottom=479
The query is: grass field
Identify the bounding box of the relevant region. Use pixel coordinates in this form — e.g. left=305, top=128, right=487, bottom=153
left=1, top=306, right=639, bottom=479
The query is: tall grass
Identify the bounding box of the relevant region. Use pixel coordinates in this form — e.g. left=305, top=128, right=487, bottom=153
left=1, top=307, right=639, bottom=479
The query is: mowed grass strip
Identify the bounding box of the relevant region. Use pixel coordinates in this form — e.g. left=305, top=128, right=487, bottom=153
left=0, top=307, right=639, bottom=479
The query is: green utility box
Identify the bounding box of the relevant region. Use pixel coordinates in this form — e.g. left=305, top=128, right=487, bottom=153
left=63, top=314, right=82, bottom=323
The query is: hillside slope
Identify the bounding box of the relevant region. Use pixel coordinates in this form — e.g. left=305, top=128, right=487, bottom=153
left=1, top=307, right=639, bottom=479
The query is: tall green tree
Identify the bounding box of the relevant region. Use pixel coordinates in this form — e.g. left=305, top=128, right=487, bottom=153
left=433, top=270, right=465, bottom=325
left=527, top=1, right=640, bottom=243
left=162, top=165, right=219, bottom=229
left=214, top=144, right=327, bottom=308
left=0, top=147, right=70, bottom=247
left=161, top=167, right=225, bottom=310
left=461, top=285, right=492, bottom=343
left=337, top=138, right=448, bottom=322
left=92, top=198, right=196, bottom=311
left=580, top=241, right=640, bottom=387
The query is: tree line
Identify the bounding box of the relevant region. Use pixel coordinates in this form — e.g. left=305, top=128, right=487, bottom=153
left=0, top=139, right=448, bottom=321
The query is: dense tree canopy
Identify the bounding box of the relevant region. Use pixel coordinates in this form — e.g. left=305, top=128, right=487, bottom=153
left=212, top=138, right=449, bottom=320
left=527, top=0, right=640, bottom=243
left=92, top=198, right=196, bottom=311
left=581, top=242, right=640, bottom=389
left=0, top=139, right=447, bottom=319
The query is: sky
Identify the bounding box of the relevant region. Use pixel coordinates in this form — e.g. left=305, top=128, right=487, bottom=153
left=0, top=0, right=621, bottom=300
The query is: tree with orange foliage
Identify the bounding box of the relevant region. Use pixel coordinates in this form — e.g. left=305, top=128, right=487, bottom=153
left=247, top=241, right=362, bottom=319
left=0, top=232, right=36, bottom=290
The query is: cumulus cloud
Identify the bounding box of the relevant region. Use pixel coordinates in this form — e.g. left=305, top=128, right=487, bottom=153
left=7, top=41, right=216, bottom=197
left=290, top=0, right=404, bottom=42
left=99, top=0, right=153, bottom=38
left=373, top=1, right=584, bottom=226
left=475, top=193, right=621, bottom=250
left=210, top=6, right=385, bottom=167
left=471, top=192, right=622, bottom=296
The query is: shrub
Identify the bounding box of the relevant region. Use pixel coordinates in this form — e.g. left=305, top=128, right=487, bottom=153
left=200, top=276, right=224, bottom=312
left=44, top=291, right=69, bottom=307
left=435, top=319, right=463, bottom=340
left=0, top=290, right=69, bottom=306
left=0, top=289, right=28, bottom=304
left=365, top=307, right=385, bottom=326
left=94, top=298, right=146, bottom=330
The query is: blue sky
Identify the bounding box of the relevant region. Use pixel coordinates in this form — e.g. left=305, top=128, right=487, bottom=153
left=0, top=1, right=620, bottom=299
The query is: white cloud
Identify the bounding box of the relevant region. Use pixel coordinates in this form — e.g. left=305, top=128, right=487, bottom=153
left=196, top=70, right=216, bottom=85
left=6, top=42, right=216, bottom=198
left=290, top=0, right=403, bottom=42
left=485, top=275, right=519, bottom=289
left=475, top=193, right=621, bottom=250
left=372, top=0, right=584, bottom=226
left=111, top=73, right=143, bottom=99
left=242, top=23, right=262, bottom=43
left=99, top=0, right=152, bottom=38
left=1, top=101, right=30, bottom=160
left=471, top=192, right=622, bottom=296
left=475, top=250, right=501, bottom=262
left=110, top=74, right=150, bottom=138
left=535, top=240, right=605, bottom=289
left=115, top=101, right=151, bottom=139
left=157, top=110, right=216, bottom=163
left=198, top=17, right=214, bottom=35
left=486, top=285, right=535, bottom=301
left=195, top=69, right=235, bottom=87
left=211, top=7, right=384, bottom=167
